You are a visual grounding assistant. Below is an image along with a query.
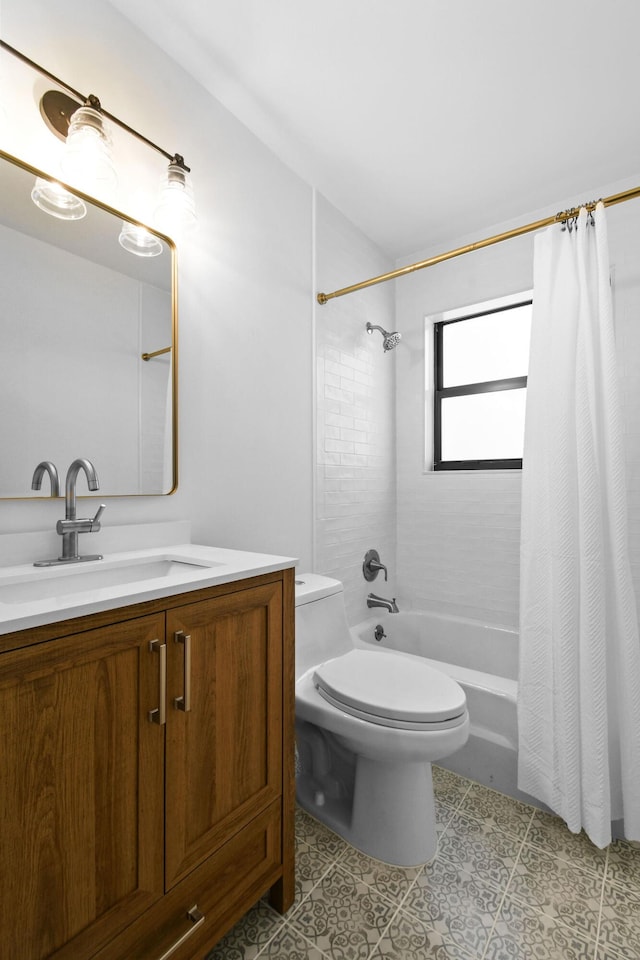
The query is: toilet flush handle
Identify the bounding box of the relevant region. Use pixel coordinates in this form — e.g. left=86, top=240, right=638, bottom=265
left=363, top=549, right=388, bottom=582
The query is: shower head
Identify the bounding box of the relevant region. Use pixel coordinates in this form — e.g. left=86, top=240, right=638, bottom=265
left=366, top=322, right=402, bottom=352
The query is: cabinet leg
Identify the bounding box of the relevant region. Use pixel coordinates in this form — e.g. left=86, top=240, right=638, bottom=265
left=269, top=869, right=294, bottom=915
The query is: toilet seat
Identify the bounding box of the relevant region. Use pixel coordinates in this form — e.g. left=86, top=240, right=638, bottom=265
left=313, top=649, right=467, bottom=731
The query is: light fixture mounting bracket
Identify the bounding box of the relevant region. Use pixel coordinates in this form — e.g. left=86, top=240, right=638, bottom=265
left=40, top=90, right=82, bottom=141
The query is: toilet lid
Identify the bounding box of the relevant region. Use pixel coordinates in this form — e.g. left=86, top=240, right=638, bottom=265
left=313, top=649, right=466, bottom=728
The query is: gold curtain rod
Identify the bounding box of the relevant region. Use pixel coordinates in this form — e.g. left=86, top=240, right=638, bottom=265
left=316, top=184, right=640, bottom=305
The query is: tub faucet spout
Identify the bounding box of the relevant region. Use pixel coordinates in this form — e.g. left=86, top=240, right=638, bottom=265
left=367, top=593, right=399, bottom=614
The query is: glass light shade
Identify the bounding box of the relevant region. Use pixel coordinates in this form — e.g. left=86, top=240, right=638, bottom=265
left=118, top=220, right=163, bottom=258
left=60, top=105, right=117, bottom=196
left=154, top=161, right=197, bottom=240
left=31, top=177, right=87, bottom=220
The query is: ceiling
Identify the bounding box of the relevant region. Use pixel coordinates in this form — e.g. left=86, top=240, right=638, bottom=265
left=108, top=0, right=640, bottom=259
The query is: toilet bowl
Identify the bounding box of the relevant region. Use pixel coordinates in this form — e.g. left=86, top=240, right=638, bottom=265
left=294, top=574, right=470, bottom=866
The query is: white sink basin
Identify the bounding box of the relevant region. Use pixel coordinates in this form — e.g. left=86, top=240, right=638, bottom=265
left=0, top=556, right=220, bottom=605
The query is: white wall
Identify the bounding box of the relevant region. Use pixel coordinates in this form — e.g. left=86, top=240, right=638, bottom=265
left=314, top=194, right=396, bottom=624
left=0, top=0, right=314, bottom=569
left=395, top=178, right=640, bottom=628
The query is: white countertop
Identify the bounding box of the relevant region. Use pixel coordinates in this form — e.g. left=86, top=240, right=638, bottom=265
left=0, top=542, right=297, bottom=636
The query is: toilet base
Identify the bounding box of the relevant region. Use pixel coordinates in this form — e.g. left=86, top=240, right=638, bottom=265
left=350, top=758, right=437, bottom=865
left=296, top=738, right=438, bottom=867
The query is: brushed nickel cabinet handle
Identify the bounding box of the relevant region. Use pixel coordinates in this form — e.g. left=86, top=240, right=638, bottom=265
left=155, top=905, right=205, bottom=960
left=174, top=631, right=192, bottom=712
left=148, top=639, right=167, bottom=725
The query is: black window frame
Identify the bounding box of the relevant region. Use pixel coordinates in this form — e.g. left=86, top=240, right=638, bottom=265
left=433, top=297, right=531, bottom=471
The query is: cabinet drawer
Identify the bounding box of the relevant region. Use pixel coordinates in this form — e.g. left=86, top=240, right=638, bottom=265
left=93, top=800, right=283, bottom=960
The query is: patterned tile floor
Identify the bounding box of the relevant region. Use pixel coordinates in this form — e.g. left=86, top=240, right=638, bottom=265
left=205, top=766, right=640, bottom=960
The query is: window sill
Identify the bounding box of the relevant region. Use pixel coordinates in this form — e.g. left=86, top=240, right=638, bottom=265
left=421, top=468, right=523, bottom=477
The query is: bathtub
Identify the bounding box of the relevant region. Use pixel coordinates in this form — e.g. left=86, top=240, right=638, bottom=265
left=350, top=610, right=532, bottom=804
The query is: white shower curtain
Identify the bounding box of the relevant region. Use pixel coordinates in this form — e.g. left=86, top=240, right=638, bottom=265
left=518, top=203, right=640, bottom=848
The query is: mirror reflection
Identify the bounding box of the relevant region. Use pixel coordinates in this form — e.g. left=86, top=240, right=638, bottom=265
left=0, top=151, right=176, bottom=499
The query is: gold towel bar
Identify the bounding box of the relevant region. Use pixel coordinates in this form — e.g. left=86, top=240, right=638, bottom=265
left=142, top=346, right=172, bottom=361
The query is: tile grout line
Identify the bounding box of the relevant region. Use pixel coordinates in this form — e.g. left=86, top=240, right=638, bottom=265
left=363, top=779, right=482, bottom=960
left=338, top=849, right=431, bottom=960
left=251, top=903, right=292, bottom=959
left=476, top=807, right=536, bottom=960
left=479, top=816, right=614, bottom=957
left=256, top=850, right=339, bottom=959
left=283, top=921, right=336, bottom=960
left=288, top=825, right=433, bottom=960
left=286, top=852, right=340, bottom=922
left=593, top=843, right=610, bottom=957
left=433, top=776, right=521, bottom=960
left=362, top=894, right=411, bottom=960
left=350, top=784, right=472, bottom=960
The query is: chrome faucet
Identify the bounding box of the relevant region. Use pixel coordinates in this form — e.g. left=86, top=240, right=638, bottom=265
left=367, top=593, right=399, bottom=614
left=34, top=458, right=106, bottom=567
left=31, top=461, right=60, bottom=497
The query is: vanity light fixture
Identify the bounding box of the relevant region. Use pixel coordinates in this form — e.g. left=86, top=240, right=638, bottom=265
left=31, top=175, right=87, bottom=220
left=0, top=40, right=196, bottom=245
left=154, top=156, right=197, bottom=240
left=29, top=89, right=89, bottom=220
left=58, top=97, right=118, bottom=198
left=118, top=220, right=164, bottom=257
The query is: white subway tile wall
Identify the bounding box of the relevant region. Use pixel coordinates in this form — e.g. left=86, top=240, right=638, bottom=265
left=315, top=195, right=396, bottom=625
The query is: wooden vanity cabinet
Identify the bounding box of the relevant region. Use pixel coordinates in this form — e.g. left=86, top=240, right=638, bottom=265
left=0, top=569, right=295, bottom=960
left=0, top=613, right=166, bottom=960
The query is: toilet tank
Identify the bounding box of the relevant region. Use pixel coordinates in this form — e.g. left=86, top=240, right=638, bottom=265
left=295, top=574, right=354, bottom=680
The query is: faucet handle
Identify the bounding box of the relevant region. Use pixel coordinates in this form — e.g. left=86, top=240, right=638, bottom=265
left=56, top=503, right=106, bottom=536
left=90, top=504, right=106, bottom=532
left=363, top=549, right=388, bottom=582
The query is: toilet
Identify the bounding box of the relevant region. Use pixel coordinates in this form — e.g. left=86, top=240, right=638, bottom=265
left=295, top=574, right=469, bottom=866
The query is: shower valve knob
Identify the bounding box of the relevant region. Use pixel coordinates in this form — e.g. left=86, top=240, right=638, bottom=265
left=363, top=549, right=388, bottom=582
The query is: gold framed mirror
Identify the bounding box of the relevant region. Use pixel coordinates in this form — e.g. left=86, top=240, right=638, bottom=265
left=0, top=150, right=177, bottom=498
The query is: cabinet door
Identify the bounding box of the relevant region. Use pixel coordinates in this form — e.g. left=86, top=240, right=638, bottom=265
left=165, top=581, right=283, bottom=888
left=0, top=614, right=165, bottom=960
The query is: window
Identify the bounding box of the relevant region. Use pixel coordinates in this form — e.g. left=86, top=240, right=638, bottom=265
left=432, top=293, right=532, bottom=470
